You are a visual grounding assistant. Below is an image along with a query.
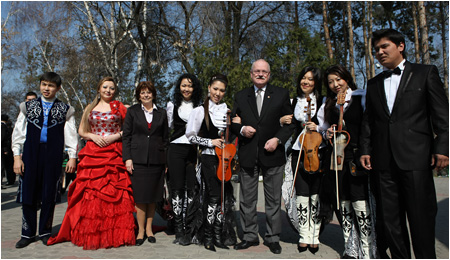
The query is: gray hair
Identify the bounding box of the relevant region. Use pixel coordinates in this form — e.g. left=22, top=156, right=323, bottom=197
left=251, top=59, right=271, bottom=72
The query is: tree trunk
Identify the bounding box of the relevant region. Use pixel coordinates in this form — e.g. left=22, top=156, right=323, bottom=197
left=342, top=3, right=348, bottom=65
left=412, top=2, right=421, bottom=63
left=368, top=2, right=375, bottom=77
left=322, top=1, right=333, bottom=61
left=418, top=1, right=430, bottom=64
left=439, top=1, right=448, bottom=94
left=346, top=1, right=355, bottom=80
left=294, top=1, right=300, bottom=66
left=362, top=2, right=370, bottom=82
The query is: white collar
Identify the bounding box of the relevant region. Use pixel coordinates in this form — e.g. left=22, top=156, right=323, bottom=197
left=141, top=103, right=157, bottom=112
left=253, top=85, right=267, bottom=93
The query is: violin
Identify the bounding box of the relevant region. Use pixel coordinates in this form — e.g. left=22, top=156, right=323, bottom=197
left=215, top=110, right=236, bottom=212
left=291, top=95, right=322, bottom=197
left=330, top=90, right=351, bottom=210
left=298, top=96, right=322, bottom=173
left=330, top=90, right=351, bottom=171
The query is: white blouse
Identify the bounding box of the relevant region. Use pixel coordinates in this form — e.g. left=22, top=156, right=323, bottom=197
left=292, top=94, right=321, bottom=151
left=185, top=100, right=228, bottom=155
left=166, top=100, right=194, bottom=144
left=141, top=103, right=158, bottom=123
left=316, top=88, right=366, bottom=134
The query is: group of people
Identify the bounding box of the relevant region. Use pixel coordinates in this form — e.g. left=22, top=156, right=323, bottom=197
left=9, top=28, right=448, bottom=258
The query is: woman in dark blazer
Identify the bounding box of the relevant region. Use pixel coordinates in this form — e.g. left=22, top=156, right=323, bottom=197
left=122, top=81, right=169, bottom=246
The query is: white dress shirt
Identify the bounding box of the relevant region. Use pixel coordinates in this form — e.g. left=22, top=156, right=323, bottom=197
left=384, top=59, right=406, bottom=113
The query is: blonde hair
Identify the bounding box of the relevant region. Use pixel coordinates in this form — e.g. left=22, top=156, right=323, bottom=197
left=80, top=77, right=117, bottom=133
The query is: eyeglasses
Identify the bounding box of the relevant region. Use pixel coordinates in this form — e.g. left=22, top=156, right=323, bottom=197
left=252, top=70, right=270, bottom=75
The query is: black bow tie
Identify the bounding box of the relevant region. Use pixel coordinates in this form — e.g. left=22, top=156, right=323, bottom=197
left=383, top=67, right=401, bottom=78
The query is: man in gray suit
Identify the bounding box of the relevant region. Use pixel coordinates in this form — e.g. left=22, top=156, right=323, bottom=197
left=231, top=59, right=294, bottom=254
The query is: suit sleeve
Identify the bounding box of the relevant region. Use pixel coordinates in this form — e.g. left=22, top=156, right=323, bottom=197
left=427, top=65, right=449, bottom=156
left=162, top=110, right=169, bottom=150
left=230, top=93, right=243, bottom=138
left=360, top=82, right=373, bottom=156
left=122, top=107, right=134, bottom=162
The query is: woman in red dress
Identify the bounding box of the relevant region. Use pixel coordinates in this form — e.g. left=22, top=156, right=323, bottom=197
left=47, top=77, right=136, bottom=250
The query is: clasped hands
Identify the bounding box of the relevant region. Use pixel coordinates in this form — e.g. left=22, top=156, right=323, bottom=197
left=231, top=114, right=279, bottom=152
left=91, top=133, right=118, bottom=148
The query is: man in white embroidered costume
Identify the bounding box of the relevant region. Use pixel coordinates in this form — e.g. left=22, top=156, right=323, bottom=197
left=12, top=72, right=78, bottom=248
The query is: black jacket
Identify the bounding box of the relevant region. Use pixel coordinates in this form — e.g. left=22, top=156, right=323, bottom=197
left=122, top=104, right=169, bottom=165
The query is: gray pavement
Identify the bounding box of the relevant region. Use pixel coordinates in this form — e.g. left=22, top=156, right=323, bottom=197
left=1, top=177, right=448, bottom=259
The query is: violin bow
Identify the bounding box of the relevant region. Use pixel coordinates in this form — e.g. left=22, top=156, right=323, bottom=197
left=291, top=125, right=306, bottom=198
left=333, top=125, right=340, bottom=210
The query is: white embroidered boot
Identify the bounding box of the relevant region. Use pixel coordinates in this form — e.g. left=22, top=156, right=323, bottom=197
left=309, top=194, right=321, bottom=254
left=353, top=200, right=372, bottom=259
left=340, top=200, right=353, bottom=245
left=296, top=196, right=309, bottom=252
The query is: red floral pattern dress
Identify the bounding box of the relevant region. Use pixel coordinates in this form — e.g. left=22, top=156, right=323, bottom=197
left=47, top=101, right=136, bottom=250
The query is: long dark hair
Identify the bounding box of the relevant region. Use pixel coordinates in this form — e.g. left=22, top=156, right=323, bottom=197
left=204, top=73, right=228, bottom=129
left=296, top=66, right=322, bottom=98
left=323, top=65, right=357, bottom=123
left=173, top=74, right=203, bottom=107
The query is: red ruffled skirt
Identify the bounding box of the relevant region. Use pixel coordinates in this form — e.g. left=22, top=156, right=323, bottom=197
left=47, top=141, right=136, bottom=250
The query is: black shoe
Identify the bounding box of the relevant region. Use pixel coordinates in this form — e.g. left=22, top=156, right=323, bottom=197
left=178, top=234, right=191, bottom=246
left=135, top=238, right=145, bottom=246
left=233, top=240, right=259, bottom=250
left=41, top=236, right=50, bottom=246
left=204, top=243, right=216, bottom=252
left=15, top=238, right=34, bottom=248
left=265, top=241, right=282, bottom=254
left=341, top=253, right=357, bottom=259
left=214, top=240, right=229, bottom=249
left=297, top=243, right=308, bottom=253
left=148, top=236, right=156, bottom=243
left=309, top=245, right=319, bottom=254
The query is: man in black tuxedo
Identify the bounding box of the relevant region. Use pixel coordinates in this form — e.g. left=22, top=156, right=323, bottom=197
left=360, top=29, right=449, bottom=258
left=231, top=59, right=294, bottom=254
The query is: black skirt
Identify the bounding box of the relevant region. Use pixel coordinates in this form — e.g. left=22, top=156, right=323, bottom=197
left=130, top=163, right=165, bottom=204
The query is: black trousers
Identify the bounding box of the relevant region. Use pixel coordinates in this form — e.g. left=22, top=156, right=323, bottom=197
left=2, top=152, right=15, bottom=184
left=370, top=159, right=437, bottom=259
left=291, top=150, right=321, bottom=196
left=201, top=154, right=221, bottom=200
left=167, top=143, right=197, bottom=191
left=21, top=144, right=58, bottom=239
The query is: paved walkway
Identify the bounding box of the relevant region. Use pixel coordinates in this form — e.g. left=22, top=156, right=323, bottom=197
left=1, top=177, right=448, bottom=259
